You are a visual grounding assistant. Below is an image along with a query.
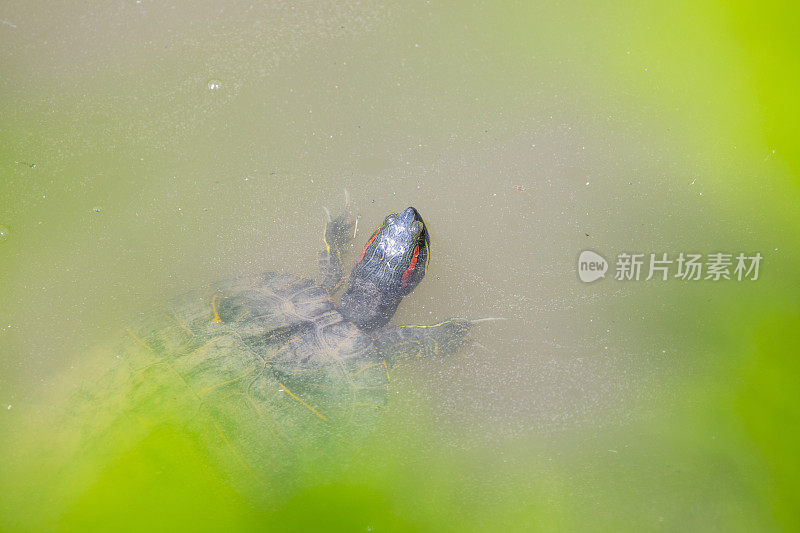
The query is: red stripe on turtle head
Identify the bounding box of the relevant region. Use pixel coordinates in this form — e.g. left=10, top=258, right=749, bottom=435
left=400, top=245, right=420, bottom=289
left=357, top=230, right=380, bottom=264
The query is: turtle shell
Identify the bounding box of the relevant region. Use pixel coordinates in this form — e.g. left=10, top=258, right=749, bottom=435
left=75, top=272, right=389, bottom=491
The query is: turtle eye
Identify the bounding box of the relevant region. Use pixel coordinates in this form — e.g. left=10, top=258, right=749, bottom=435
left=411, top=220, right=424, bottom=238
left=384, top=213, right=398, bottom=226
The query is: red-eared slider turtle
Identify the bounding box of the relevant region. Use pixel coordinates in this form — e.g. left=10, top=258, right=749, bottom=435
left=69, top=200, right=473, bottom=496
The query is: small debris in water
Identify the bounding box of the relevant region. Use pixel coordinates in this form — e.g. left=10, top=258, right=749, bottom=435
left=0, top=225, right=9, bottom=240
left=92, top=206, right=103, bottom=213
left=7, top=405, right=10, bottom=410
left=511, top=184, right=526, bottom=192
left=207, top=79, right=222, bottom=91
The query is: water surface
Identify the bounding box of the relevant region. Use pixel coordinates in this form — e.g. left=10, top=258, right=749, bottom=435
left=1, top=1, right=798, bottom=531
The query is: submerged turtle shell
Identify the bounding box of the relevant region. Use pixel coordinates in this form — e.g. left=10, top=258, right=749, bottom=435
left=79, top=272, right=390, bottom=486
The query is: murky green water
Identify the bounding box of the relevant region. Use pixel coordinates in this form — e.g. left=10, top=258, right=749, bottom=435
left=1, top=1, right=798, bottom=531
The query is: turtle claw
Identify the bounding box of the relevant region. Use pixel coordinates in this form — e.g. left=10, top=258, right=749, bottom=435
left=469, top=317, right=508, bottom=324
left=319, top=190, right=356, bottom=293
left=323, top=197, right=354, bottom=250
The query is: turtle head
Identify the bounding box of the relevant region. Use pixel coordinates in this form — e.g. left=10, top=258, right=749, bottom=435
left=340, top=207, right=430, bottom=331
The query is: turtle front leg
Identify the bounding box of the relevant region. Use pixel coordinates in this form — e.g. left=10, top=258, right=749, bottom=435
left=319, top=192, right=355, bottom=293
left=372, top=318, right=473, bottom=368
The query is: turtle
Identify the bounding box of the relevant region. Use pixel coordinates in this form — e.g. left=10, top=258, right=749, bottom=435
left=64, top=199, right=474, bottom=499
